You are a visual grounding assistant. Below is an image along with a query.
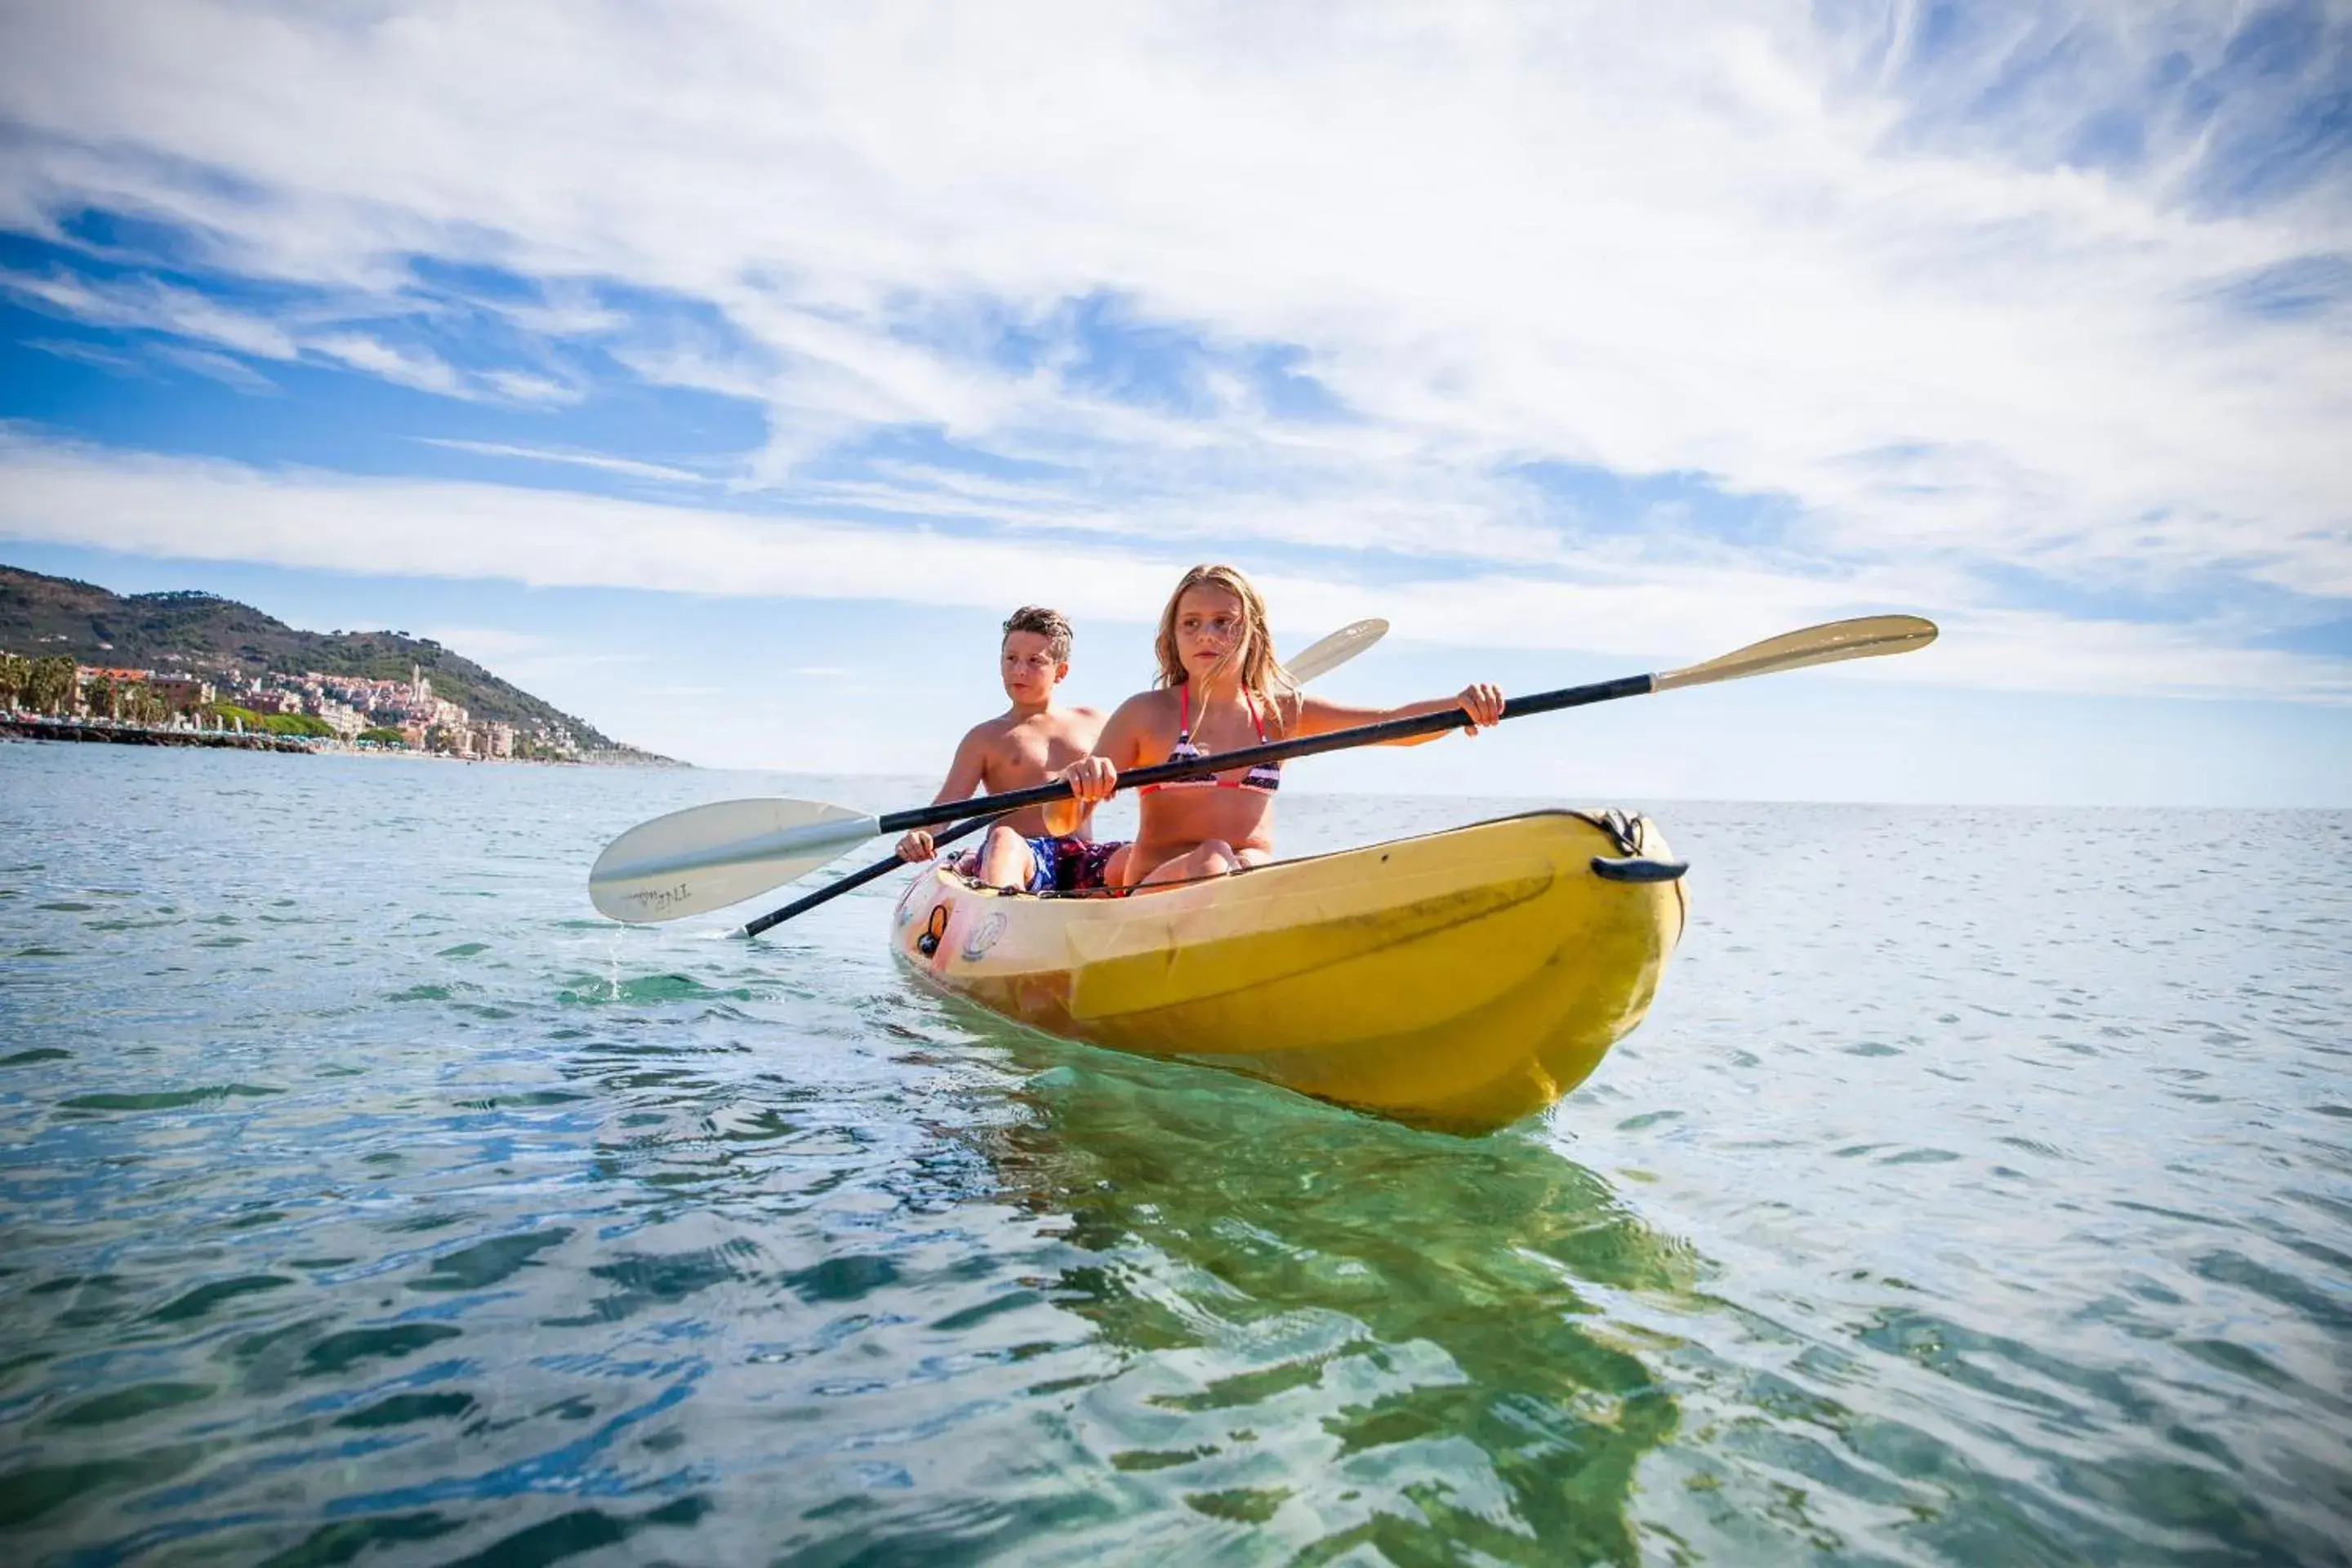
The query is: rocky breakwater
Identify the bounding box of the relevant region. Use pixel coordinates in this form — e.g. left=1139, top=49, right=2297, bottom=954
left=2, top=717, right=314, bottom=754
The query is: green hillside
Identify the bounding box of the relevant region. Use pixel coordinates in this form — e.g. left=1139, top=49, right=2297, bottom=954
left=0, top=563, right=670, bottom=762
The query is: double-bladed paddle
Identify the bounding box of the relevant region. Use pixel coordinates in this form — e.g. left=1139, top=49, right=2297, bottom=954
left=733, top=617, right=1389, bottom=938
left=592, top=612, right=1936, bottom=924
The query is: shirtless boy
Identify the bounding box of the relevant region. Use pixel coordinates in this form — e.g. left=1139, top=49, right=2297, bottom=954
left=895, top=606, right=1125, bottom=893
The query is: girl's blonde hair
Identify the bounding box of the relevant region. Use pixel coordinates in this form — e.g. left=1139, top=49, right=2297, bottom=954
left=1152, top=564, right=1298, bottom=715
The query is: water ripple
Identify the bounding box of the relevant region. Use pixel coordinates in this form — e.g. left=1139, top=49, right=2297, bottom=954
left=1, top=751, right=2346, bottom=1561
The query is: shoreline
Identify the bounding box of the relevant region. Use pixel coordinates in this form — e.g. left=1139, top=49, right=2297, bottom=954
left=2, top=716, right=311, bottom=754
left=0, top=716, right=681, bottom=767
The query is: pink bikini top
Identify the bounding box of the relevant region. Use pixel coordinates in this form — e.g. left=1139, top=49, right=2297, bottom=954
left=1138, top=685, right=1282, bottom=795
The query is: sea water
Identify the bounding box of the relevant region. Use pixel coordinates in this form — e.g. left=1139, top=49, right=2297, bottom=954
left=2, top=742, right=2346, bottom=1565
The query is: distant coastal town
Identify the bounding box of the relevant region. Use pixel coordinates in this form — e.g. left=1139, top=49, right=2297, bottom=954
left=0, top=562, right=671, bottom=764
left=1, top=653, right=581, bottom=760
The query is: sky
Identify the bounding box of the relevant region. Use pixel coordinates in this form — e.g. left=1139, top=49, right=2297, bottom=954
left=1, top=1, right=2347, bottom=805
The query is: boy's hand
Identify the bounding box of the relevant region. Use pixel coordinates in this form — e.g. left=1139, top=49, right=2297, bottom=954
left=1457, top=683, right=1505, bottom=733
left=1061, top=756, right=1118, bottom=804
left=896, top=829, right=936, bottom=862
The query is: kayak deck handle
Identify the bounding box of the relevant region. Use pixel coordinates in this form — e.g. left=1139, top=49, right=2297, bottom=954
left=1590, top=855, right=1689, bottom=884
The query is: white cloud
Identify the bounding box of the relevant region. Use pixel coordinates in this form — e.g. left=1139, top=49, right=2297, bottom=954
left=152, top=343, right=277, bottom=393
left=308, top=332, right=464, bottom=394
left=2, top=431, right=2343, bottom=703
left=25, top=338, right=144, bottom=375
left=2, top=268, right=577, bottom=406
left=481, top=369, right=579, bottom=403
left=465, top=284, right=625, bottom=340
left=416, top=438, right=710, bottom=483
left=2, top=270, right=300, bottom=359
left=0, top=2, right=2345, bottom=660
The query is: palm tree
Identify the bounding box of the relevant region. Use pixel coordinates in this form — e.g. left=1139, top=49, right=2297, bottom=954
left=24, top=657, right=78, bottom=716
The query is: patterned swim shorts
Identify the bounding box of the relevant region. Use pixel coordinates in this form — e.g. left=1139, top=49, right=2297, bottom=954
left=961, top=835, right=1126, bottom=893
left=1038, top=835, right=1123, bottom=893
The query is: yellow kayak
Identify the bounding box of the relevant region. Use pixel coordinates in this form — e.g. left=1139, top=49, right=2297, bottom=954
left=889, top=809, right=1687, bottom=1133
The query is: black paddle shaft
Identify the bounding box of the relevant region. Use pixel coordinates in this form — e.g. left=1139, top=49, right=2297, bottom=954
left=872, top=672, right=1659, bottom=837
left=742, top=813, right=999, bottom=938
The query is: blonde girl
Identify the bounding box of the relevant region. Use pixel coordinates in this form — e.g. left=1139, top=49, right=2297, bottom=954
left=1054, top=564, right=1503, bottom=889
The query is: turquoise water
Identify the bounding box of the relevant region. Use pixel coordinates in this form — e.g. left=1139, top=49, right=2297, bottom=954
left=2, top=742, right=2347, bottom=1564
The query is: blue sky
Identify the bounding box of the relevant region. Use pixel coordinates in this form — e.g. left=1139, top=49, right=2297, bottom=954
left=1, top=2, right=2347, bottom=804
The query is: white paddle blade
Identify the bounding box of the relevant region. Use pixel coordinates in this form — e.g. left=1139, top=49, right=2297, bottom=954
left=1655, top=614, right=1938, bottom=693
left=590, top=798, right=880, bottom=923
left=1286, top=618, right=1388, bottom=684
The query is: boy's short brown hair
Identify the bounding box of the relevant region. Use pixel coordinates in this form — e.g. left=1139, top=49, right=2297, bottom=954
left=1002, top=605, right=1073, bottom=662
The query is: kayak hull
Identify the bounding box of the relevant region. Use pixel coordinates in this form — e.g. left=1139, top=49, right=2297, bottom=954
left=889, top=809, right=1686, bottom=1134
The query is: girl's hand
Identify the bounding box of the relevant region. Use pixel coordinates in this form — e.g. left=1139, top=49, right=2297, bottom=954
left=1062, top=756, right=1118, bottom=804
left=1458, top=683, right=1505, bottom=733
left=896, top=829, right=936, bottom=862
